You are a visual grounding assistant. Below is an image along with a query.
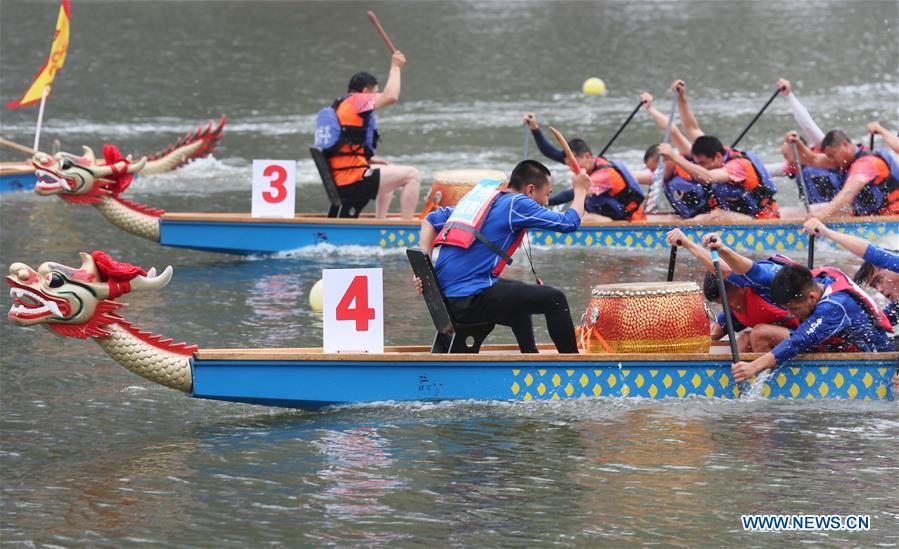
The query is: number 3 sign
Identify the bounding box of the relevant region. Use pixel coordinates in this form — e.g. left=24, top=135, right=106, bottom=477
left=252, top=160, right=296, bottom=218
left=323, top=268, right=384, bottom=353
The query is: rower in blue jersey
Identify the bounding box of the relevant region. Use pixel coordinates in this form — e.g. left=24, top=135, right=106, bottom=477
left=711, top=231, right=893, bottom=383
left=803, top=218, right=899, bottom=340
left=415, top=160, right=591, bottom=353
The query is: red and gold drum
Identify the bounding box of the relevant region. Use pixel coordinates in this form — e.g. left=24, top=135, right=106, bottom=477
left=420, top=169, right=506, bottom=218
left=577, top=281, right=710, bottom=354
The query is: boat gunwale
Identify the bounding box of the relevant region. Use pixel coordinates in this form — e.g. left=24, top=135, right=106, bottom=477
left=194, top=344, right=899, bottom=363
left=161, top=212, right=899, bottom=228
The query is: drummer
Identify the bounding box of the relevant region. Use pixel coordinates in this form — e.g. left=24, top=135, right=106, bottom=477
left=522, top=112, right=650, bottom=222
left=317, top=51, right=421, bottom=219
left=665, top=229, right=797, bottom=352
left=714, top=236, right=894, bottom=383
left=415, top=160, right=592, bottom=353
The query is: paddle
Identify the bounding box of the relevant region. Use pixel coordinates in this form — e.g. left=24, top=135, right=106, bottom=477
left=523, top=124, right=529, bottom=160
left=790, top=141, right=815, bottom=268
left=0, top=138, right=37, bottom=156
left=869, top=132, right=875, bottom=151
left=367, top=11, right=397, bottom=53
left=597, top=101, right=644, bottom=158
left=666, top=245, right=678, bottom=282
left=645, top=91, right=679, bottom=213
left=730, top=88, right=781, bottom=149
left=709, top=237, right=746, bottom=394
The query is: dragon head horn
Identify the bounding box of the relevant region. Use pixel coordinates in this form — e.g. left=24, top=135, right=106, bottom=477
left=130, top=265, right=173, bottom=291
left=93, top=156, right=148, bottom=178
left=81, top=146, right=96, bottom=163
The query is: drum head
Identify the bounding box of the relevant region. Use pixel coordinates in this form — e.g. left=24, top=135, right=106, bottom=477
left=591, top=281, right=700, bottom=297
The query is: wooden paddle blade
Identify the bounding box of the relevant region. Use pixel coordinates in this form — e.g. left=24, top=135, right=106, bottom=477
left=548, top=127, right=580, bottom=175
left=367, top=11, right=397, bottom=53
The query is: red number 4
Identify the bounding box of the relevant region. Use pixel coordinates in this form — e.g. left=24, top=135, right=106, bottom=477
left=336, top=276, right=376, bottom=331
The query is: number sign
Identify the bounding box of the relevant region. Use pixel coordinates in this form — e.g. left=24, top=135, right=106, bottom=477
left=251, top=159, right=296, bottom=218
left=323, top=268, right=384, bottom=353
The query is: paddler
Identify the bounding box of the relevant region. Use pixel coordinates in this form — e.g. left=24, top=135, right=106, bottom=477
left=719, top=235, right=894, bottom=383
left=315, top=50, right=421, bottom=219
left=522, top=112, right=649, bottom=222
left=655, top=80, right=781, bottom=222
left=415, top=160, right=592, bottom=353
left=665, top=228, right=797, bottom=352
left=803, top=217, right=898, bottom=339
left=786, top=129, right=899, bottom=218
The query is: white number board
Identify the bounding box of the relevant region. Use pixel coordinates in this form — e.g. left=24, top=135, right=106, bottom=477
left=323, top=268, right=384, bottom=353
left=251, top=159, right=296, bottom=218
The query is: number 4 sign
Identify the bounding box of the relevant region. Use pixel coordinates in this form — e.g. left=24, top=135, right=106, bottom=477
left=252, top=160, right=296, bottom=218
left=323, top=268, right=384, bottom=353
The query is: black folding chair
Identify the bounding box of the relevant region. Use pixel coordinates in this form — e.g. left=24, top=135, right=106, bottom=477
left=406, top=248, right=495, bottom=353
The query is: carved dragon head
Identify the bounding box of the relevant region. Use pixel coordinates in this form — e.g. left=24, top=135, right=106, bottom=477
left=32, top=145, right=146, bottom=203
left=7, top=251, right=171, bottom=338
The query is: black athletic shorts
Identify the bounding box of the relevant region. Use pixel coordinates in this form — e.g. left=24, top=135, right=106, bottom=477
left=329, top=169, right=380, bottom=218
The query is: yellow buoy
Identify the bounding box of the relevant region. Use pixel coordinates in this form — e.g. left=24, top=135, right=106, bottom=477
left=582, top=77, right=607, bottom=96
left=309, top=279, right=324, bottom=312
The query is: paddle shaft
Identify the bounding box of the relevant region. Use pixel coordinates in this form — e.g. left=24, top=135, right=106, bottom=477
left=0, top=138, right=36, bottom=156
left=870, top=132, right=875, bottom=151
left=548, top=127, right=581, bottom=174
left=730, top=88, right=781, bottom=149
left=645, top=92, right=679, bottom=212
left=711, top=249, right=740, bottom=363
left=367, top=11, right=397, bottom=53
left=523, top=125, right=529, bottom=160
left=666, top=246, right=678, bottom=282
left=790, top=141, right=815, bottom=268
left=597, top=101, right=643, bottom=158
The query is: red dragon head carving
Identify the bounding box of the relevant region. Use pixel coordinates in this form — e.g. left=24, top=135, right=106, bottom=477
left=32, top=145, right=147, bottom=204
left=7, top=251, right=171, bottom=338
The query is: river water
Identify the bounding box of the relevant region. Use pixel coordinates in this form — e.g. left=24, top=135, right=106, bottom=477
left=1, top=0, right=898, bottom=545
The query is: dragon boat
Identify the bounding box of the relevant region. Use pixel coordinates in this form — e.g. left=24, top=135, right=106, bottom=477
left=29, top=151, right=899, bottom=254
left=0, top=116, right=225, bottom=193
left=7, top=252, right=897, bottom=409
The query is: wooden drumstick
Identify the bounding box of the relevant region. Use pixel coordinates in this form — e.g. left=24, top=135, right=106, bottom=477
left=548, top=127, right=581, bottom=175
left=367, top=11, right=397, bottom=53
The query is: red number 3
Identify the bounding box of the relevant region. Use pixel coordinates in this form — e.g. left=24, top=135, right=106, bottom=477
left=262, top=164, right=287, bottom=204
left=336, top=276, right=376, bottom=331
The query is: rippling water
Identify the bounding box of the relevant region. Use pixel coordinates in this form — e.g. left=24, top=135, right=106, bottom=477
left=2, top=0, right=898, bottom=545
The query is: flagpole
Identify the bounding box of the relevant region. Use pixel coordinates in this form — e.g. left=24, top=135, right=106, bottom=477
left=33, top=86, right=50, bottom=151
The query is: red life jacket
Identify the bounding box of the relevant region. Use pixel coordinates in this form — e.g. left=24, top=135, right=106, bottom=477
left=732, top=288, right=800, bottom=329
left=433, top=180, right=523, bottom=277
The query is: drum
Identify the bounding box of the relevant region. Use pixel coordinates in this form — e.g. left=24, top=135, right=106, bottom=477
left=420, top=169, right=507, bottom=218
left=577, top=281, right=711, bottom=354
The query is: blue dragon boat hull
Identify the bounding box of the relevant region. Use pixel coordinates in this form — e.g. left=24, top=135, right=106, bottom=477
left=0, top=164, right=36, bottom=192
left=190, top=347, right=898, bottom=409
left=160, top=213, right=899, bottom=255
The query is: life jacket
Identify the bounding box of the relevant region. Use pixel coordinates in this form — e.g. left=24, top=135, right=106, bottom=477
left=313, top=94, right=380, bottom=186
left=769, top=255, right=893, bottom=349
left=732, top=287, right=800, bottom=329
left=797, top=166, right=846, bottom=204
left=850, top=148, right=899, bottom=215
left=664, top=161, right=714, bottom=218
left=710, top=149, right=779, bottom=217
left=432, top=179, right=522, bottom=277
left=586, top=158, right=646, bottom=220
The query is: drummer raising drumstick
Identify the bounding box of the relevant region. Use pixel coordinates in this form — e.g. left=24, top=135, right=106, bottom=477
left=665, top=228, right=797, bottom=353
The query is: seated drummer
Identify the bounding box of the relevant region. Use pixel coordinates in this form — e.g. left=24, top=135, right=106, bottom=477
left=664, top=229, right=798, bottom=353
left=803, top=218, right=898, bottom=343
left=522, top=112, right=650, bottom=222
left=319, top=50, right=421, bottom=219
left=655, top=80, right=781, bottom=222
left=727, top=247, right=893, bottom=383
left=415, top=160, right=591, bottom=353
left=788, top=129, right=899, bottom=218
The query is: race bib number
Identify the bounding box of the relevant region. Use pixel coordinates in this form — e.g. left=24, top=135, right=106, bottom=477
left=252, top=160, right=296, bottom=218
left=323, top=268, right=384, bottom=353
